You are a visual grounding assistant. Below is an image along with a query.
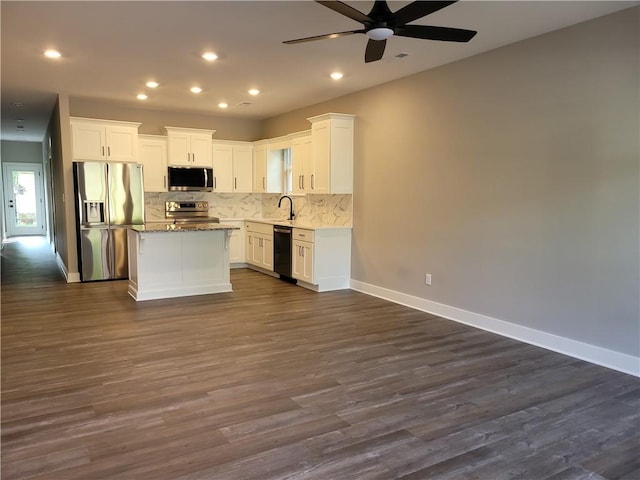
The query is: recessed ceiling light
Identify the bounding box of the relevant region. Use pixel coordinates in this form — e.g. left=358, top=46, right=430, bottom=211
left=11, top=102, right=24, bottom=108
left=202, top=52, right=218, bottom=62
left=190, top=86, right=202, bottom=94
left=44, top=49, right=62, bottom=59
left=330, top=72, right=344, bottom=80
left=137, top=93, right=148, bottom=100
left=248, top=89, right=260, bottom=96
left=146, top=81, right=159, bottom=88
left=218, top=102, right=229, bottom=109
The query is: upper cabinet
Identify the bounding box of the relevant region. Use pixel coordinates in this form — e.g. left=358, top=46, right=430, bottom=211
left=253, top=140, right=284, bottom=194
left=307, top=113, right=355, bottom=194
left=70, top=117, right=140, bottom=162
left=212, top=141, right=253, bottom=193
left=290, top=131, right=313, bottom=194
left=165, top=127, right=214, bottom=167
left=138, top=135, right=168, bottom=192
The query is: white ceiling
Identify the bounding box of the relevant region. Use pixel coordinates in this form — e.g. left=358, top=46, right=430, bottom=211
left=2, top=0, right=637, bottom=142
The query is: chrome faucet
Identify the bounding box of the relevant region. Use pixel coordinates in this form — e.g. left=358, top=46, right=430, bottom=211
left=277, top=195, right=295, bottom=220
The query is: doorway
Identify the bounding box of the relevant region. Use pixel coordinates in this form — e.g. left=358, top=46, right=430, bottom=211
left=2, top=163, right=46, bottom=237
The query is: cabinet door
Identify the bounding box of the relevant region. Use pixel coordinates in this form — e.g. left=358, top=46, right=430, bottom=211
left=226, top=221, right=244, bottom=264
left=212, top=144, right=234, bottom=192
left=291, top=137, right=305, bottom=194
left=167, top=132, right=191, bottom=166
left=71, top=122, right=106, bottom=160
left=190, top=134, right=213, bottom=167
left=311, top=122, right=329, bottom=193
left=261, top=235, right=274, bottom=271
left=245, top=234, right=256, bottom=265
left=253, top=144, right=267, bottom=193
left=292, top=135, right=313, bottom=193
left=139, top=137, right=167, bottom=192
left=233, top=145, right=253, bottom=193
left=105, top=126, right=138, bottom=162
left=293, top=240, right=313, bottom=283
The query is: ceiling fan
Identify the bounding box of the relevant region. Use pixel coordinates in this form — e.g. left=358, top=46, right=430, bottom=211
left=284, top=0, right=477, bottom=63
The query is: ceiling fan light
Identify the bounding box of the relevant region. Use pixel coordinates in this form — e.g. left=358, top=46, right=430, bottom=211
left=366, top=27, right=394, bottom=41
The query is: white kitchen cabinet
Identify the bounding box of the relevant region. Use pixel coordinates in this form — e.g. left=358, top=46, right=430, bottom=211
left=252, top=141, right=283, bottom=193
left=138, top=135, right=168, bottom=192
left=292, top=227, right=351, bottom=292
left=245, top=221, right=274, bottom=272
left=290, top=131, right=313, bottom=194
left=224, top=220, right=245, bottom=266
left=212, top=141, right=253, bottom=193
left=307, top=113, right=355, bottom=194
left=71, top=117, right=140, bottom=162
left=165, top=127, right=214, bottom=167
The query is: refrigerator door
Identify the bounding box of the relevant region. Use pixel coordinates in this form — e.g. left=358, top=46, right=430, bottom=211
left=79, top=227, right=110, bottom=281
left=108, top=163, right=144, bottom=226
left=110, top=226, right=129, bottom=279
left=73, top=162, right=109, bottom=226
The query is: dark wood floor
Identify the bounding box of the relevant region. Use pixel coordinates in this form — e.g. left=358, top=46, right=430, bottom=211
left=2, top=237, right=639, bottom=480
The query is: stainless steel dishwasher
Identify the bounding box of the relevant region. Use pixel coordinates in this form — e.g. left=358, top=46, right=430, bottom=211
left=273, top=225, right=296, bottom=282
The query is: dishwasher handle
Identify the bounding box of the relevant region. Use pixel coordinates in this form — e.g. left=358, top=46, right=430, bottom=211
left=273, top=226, right=293, bottom=234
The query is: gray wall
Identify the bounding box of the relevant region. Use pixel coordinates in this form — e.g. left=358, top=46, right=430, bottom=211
left=1, top=141, right=44, bottom=164
left=262, top=8, right=640, bottom=358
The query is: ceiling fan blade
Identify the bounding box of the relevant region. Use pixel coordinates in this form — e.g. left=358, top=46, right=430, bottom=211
left=393, top=1, right=459, bottom=25
left=396, top=24, right=477, bottom=42
left=316, top=0, right=372, bottom=24
left=365, top=39, right=386, bottom=63
left=283, top=30, right=364, bottom=44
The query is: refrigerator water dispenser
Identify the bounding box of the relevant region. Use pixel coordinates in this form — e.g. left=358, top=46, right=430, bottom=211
left=84, top=201, right=105, bottom=224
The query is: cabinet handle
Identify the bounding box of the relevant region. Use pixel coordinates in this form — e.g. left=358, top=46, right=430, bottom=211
left=234, top=177, right=237, bottom=190
left=102, top=146, right=105, bottom=156
left=249, top=237, right=252, bottom=245
left=301, top=175, right=305, bottom=190
left=108, top=146, right=111, bottom=157
left=311, top=174, right=314, bottom=190
left=192, top=153, right=195, bottom=163
left=301, top=246, right=304, bottom=257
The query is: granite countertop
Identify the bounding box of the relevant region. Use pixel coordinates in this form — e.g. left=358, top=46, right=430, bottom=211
left=131, top=223, right=239, bottom=233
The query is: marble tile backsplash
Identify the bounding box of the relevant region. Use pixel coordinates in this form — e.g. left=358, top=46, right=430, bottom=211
left=144, top=192, right=352, bottom=226
left=262, top=194, right=352, bottom=226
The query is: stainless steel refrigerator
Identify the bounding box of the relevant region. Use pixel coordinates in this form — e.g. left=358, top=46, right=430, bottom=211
left=73, top=161, right=144, bottom=281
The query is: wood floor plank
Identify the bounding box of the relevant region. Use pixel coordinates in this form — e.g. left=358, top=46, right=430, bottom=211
left=1, top=237, right=639, bottom=479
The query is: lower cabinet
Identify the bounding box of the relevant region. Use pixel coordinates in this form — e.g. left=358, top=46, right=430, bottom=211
left=224, top=220, right=245, bottom=266
left=245, top=221, right=274, bottom=272
left=292, top=239, right=314, bottom=284
left=292, top=228, right=351, bottom=292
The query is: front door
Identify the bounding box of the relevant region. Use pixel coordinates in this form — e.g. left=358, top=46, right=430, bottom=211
left=3, top=163, right=46, bottom=237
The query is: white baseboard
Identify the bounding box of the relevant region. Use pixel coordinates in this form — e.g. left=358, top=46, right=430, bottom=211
left=350, top=279, right=639, bottom=378
left=55, top=253, right=80, bottom=283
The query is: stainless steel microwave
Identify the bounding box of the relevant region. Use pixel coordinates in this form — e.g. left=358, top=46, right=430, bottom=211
left=167, top=166, right=213, bottom=192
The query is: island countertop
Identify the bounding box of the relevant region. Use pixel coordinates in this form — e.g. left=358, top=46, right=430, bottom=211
left=131, top=223, right=240, bottom=233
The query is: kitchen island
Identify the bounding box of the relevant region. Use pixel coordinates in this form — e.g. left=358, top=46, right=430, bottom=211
left=127, top=223, right=239, bottom=301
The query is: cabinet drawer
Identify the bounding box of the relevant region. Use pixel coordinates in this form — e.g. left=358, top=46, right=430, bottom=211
left=245, top=221, right=273, bottom=236
left=293, top=228, right=314, bottom=243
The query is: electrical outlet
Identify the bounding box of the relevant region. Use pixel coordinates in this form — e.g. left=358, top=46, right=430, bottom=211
left=425, top=273, right=432, bottom=285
